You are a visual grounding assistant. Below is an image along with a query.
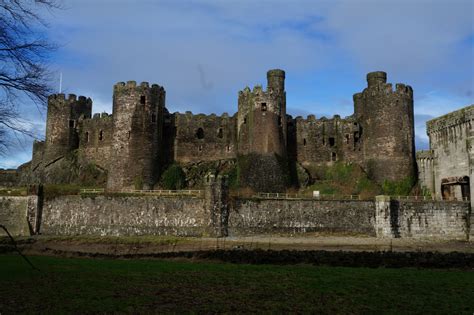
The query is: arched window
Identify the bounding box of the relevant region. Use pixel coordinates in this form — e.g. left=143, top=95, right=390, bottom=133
left=196, top=128, right=204, bottom=139
left=217, top=128, right=223, bottom=138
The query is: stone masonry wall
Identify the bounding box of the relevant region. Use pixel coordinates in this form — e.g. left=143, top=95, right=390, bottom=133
left=425, top=105, right=473, bottom=199
left=0, top=196, right=30, bottom=236
left=375, top=196, right=470, bottom=240
left=41, top=195, right=210, bottom=236
left=173, top=112, right=237, bottom=163
left=229, top=199, right=376, bottom=236
left=79, top=113, right=114, bottom=170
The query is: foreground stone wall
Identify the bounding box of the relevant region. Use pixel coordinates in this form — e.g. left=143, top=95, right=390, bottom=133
left=375, top=197, right=470, bottom=240
left=0, top=196, right=30, bottom=236
left=1, top=193, right=471, bottom=240
left=41, top=196, right=209, bottom=236
left=229, top=199, right=376, bottom=236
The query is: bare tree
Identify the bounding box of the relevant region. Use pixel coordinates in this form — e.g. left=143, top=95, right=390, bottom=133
left=0, top=0, right=60, bottom=153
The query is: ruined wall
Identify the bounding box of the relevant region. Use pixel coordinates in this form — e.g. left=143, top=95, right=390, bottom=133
left=229, top=199, right=376, bottom=236
left=41, top=195, right=209, bottom=236
left=173, top=112, right=237, bottom=163
left=293, top=115, right=362, bottom=172
left=375, top=196, right=470, bottom=240
left=416, top=150, right=435, bottom=194
left=354, top=72, right=416, bottom=183
left=426, top=105, right=473, bottom=199
left=0, top=196, right=30, bottom=236
left=79, top=113, right=113, bottom=170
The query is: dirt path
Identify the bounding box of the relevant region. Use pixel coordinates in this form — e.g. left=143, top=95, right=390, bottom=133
left=5, top=234, right=472, bottom=257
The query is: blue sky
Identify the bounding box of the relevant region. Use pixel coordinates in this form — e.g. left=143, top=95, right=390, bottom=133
left=1, top=0, right=473, bottom=168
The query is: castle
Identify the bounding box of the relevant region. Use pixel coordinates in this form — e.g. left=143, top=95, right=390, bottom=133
left=24, top=70, right=416, bottom=191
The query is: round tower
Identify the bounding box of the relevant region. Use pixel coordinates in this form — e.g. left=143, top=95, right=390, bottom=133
left=267, top=69, right=285, bottom=92
left=44, top=94, right=92, bottom=162
left=354, top=71, right=416, bottom=184
left=107, top=81, right=165, bottom=190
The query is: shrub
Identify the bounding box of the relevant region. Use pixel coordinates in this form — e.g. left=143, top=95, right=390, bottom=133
left=160, top=164, right=186, bottom=190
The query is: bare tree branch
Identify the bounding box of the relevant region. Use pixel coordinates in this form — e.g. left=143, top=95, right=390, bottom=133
left=0, top=0, right=60, bottom=154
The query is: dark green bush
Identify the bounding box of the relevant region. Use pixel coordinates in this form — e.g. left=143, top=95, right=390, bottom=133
left=160, top=164, right=186, bottom=189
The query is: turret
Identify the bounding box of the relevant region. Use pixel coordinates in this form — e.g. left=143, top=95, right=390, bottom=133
left=267, top=69, right=285, bottom=92
left=354, top=71, right=415, bottom=184
left=106, top=81, right=165, bottom=190
left=44, top=93, right=92, bottom=162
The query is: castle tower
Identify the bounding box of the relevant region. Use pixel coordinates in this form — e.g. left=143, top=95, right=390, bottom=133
left=237, top=69, right=287, bottom=156
left=236, top=69, right=289, bottom=192
left=354, top=71, right=416, bottom=184
left=106, top=81, right=165, bottom=190
left=44, top=94, right=92, bottom=162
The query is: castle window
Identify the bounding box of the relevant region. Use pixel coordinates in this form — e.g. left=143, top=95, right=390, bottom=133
left=140, top=96, right=146, bottom=104
left=278, top=116, right=282, bottom=126
left=217, top=128, right=223, bottom=138
left=196, top=128, right=204, bottom=139
left=345, top=134, right=350, bottom=144
left=354, top=132, right=359, bottom=143
left=198, top=145, right=203, bottom=152
left=85, top=132, right=89, bottom=143
left=226, top=145, right=231, bottom=152
left=303, top=138, right=307, bottom=146
left=151, top=114, right=156, bottom=123
left=244, top=118, right=247, bottom=124
left=331, top=152, right=337, bottom=161
left=329, top=137, right=335, bottom=147
left=261, top=103, right=267, bottom=111
left=128, top=131, right=131, bottom=139
left=99, top=130, right=103, bottom=141
left=69, top=120, right=75, bottom=128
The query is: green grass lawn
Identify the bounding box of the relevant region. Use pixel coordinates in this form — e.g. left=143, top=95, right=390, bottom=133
left=0, top=254, right=472, bottom=314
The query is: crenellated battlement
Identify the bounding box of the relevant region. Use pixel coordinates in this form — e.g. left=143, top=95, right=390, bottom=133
left=48, top=93, right=92, bottom=104
left=113, top=81, right=165, bottom=93
left=416, top=150, right=434, bottom=160
left=426, top=104, right=474, bottom=134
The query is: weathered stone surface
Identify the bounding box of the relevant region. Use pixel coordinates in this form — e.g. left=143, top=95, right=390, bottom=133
left=229, top=199, right=376, bottom=236
left=417, top=105, right=474, bottom=201
left=41, top=195, right=209, bottom=236
left=375, top=196, right=470, bottom=240
left=0, top=196, right=30, bottom=236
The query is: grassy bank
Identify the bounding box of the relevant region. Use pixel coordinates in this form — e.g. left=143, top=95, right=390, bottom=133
left=0, top=254, right=472, bottom=313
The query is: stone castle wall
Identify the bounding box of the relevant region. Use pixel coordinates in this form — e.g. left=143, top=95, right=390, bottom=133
left=12, top=70, right=417, bottom=191
left=79, top=113, right=113, bottom=170
left=418, top=105, right=474, bottom=199
left=41, top=195, right=209, bottom=236
left=0, top=196, right=30, bottom=236
left=1, top=192, right=470, bottom=240
left=291, top=115, right=362, bottom=171
left=375, top=196, right=470, bottom=240
left=173, top=112, right=237, bottom=163
left=229, top=199, right=375, bottom=236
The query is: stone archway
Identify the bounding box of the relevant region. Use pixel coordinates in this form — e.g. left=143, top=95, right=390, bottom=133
left=441, top=176, right=470, bottom=201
